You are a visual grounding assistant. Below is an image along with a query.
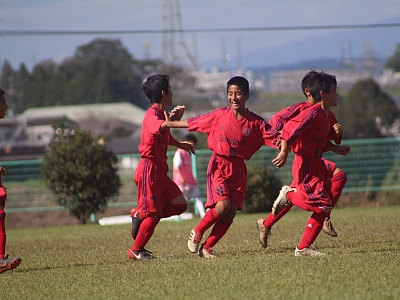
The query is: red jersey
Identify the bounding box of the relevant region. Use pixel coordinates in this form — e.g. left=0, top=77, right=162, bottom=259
left=280, top=104, right=330, bottom=158
left=187, top=107, right=278, bottom=161
left=270, top=101, right=341, bottom=144
left=138, top=104, right=177, bottom=165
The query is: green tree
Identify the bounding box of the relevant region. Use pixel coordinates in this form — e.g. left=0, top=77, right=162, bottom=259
left=13, top=63, right=32, bottom=113
left=0, top=60, right=13, bottom=91
left=41, top=60, right=65, bottom=106
left=42, top=119, right=122, bottom=224
left=62, top=38, right=148, bottom=108
left=0, top=60, right=17, bottom=113
left=0, top=39, right=198, bottom=112
left=30, top=64, right=50, bottom=107
left=385, top=44, right=400, bottom=72
left=336, top=78, right=399, bottom=139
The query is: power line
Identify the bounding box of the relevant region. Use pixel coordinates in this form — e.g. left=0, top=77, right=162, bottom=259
left=1, top=22, right=400, bottom=36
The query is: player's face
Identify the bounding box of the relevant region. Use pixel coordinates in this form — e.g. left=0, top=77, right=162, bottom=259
left=0, top=95, right=8, bottom=119
left=323, top=84, right=338, bottom=107
left=227, top=85, right=249, bottom=114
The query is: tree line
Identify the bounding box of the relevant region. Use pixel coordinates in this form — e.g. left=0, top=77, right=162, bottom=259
left=1, top=38, right=400, bottom=140
left=0, top=38, right=196, bottom=114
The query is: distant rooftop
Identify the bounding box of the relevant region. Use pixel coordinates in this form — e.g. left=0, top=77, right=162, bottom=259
left=17, top=102, right=146, bottom=126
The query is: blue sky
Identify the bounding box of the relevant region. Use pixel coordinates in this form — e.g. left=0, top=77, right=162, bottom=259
left=1, top=0, right=400, bottom=71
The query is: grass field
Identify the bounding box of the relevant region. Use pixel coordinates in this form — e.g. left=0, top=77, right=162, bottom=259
left=1, top=206, right=399, bottom=300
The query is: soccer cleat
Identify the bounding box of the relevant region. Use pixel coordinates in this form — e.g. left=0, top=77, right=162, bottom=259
left=323, top=217, right=338, bottom=237
left=256, top=218, right=271, bottom=249
left=295, top=246, right=325, bottom=256
left=127, top=249, right=155, bottom=260
left=198, top=244, right=215, bottom=258
left=187, top=229, right=202, bottom=253
left=130, top=208, right=141, bottom=240
left=272, top=186, right=293, bottom=216
left=0, top=255, right=22, bottom=274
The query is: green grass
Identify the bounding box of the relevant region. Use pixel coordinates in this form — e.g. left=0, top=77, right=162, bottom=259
left=2, top=206, right=399, bottom=300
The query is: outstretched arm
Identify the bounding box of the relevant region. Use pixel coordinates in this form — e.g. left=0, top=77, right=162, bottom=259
left=162, top=111, right=190, bottom=130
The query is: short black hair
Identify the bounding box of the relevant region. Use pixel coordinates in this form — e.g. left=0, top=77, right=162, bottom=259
left=185, top=133, right=197, bottom=144
left=0, top=88, right=5, bottom=96
left=227, top=76, right=249, bottom=95
left=301, top=70, right=320, bottom=97
left=308, top=71, right=337, bottom=102
left=142, top=74, right=170, bottom=104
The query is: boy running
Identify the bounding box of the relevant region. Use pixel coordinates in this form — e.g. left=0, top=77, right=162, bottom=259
left=271, top=72, right=350, bottom=256
left=164, top=76, right=279, bottom=258
left=256, top=70, right=348, bottom=249
left=0, top=88, right=22, bottom=273
left=127, top=74, right=194, bottom=260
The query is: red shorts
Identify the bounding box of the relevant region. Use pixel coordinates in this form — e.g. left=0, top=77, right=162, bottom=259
left=134, top=159, right=182, bottom=214
left=290, top=157, right=337, bottom=185
left=205, top=154, right=247, bottom=210
left=0, top=186, right=6, bottom=208
left=322, top=158, right=337, bottom=179
left=291, top=156, right=332, bottom=212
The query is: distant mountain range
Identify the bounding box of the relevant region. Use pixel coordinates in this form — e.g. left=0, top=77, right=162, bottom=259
left=250, top=57, right=387, bottom=75
left=200, top=16, right=399, bottom=75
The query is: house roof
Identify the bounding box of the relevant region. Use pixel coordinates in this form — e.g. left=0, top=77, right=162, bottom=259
left=17, top=102, right=146, bottom=126
left=106, top=136, right=140, bottom=155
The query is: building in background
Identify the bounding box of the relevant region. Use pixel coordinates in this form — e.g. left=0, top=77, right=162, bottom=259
left=0, top=102, right=145, bottom=160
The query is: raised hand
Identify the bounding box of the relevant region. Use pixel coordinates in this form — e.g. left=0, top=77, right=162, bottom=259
left=170, top=105, right=185, bottom=121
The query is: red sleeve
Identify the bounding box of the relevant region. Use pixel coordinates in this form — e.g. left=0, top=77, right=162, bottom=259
left=270, top=102, right=310, bottom=131
left=280, top=105, right=320, bottom=145
left=146, top=107, right=165, bottom=135
left=187, top=108, right=226, bottom=133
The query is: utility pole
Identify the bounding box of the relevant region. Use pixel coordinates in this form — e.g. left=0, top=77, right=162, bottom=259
left=160, top=0, right=197, bottom=70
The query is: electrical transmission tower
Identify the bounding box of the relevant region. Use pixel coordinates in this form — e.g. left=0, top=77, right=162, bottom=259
left=160, top=0, right=198, bottom=70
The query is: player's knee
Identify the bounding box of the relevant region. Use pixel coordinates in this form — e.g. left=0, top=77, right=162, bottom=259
left=332, top=168, right=347, bottom=182
left=215, top=200, right=230, bottom=217
left=333, top=167, right=341, bottom=176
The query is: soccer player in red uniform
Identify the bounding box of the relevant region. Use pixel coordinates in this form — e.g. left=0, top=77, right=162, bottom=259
left=127, top=75, right=194, bottom=260
left=256, top=70, right=348, bottom=249
left=271, top=72, right=350, bottom=256
left=0, top=88, right=22, bottom=273
left=164, top=76, right=279, bottom=258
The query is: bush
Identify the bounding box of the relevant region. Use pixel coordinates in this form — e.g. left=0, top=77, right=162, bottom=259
left=42, top=120, right=122, bottom=224
left=242, top=165, right=282, bottom=213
